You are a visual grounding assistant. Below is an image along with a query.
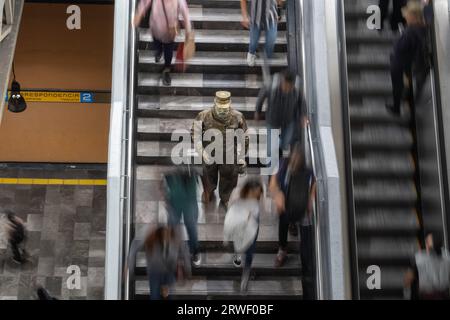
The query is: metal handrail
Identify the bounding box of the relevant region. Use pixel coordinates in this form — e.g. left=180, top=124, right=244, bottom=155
left=0, top=0, right=14, bottom=43
left=335, top=0, right=359, bottom=299
left=305, top=122, right=323, bottom=299
left=122, top=0, right=138, bottom=300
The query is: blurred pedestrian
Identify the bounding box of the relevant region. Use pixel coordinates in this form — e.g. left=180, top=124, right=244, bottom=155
left=224, top=179, right=264, bottom=292
left=386, top=1, right=428, bottom=116
left=144, top=226, right=191, bottom=300
left=379, top=0, right=407, bottom=32
left=37, top=286, right=58, bottom=300
left=134, top=0, right=192, bottom=86
left=269, top=145, right=314, bottom=268
left=4, top=211, right=28, bottom=265
left=404, top=233, right=450, bottom=300
left=255, top=70, right=306, bottom=165
left=164, top=167, right=201, bottom=266
left=240, top=0, right=283, bottom=66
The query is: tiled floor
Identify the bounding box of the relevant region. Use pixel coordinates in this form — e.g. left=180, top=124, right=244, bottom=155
left=0, top=166, right=106, bottom=300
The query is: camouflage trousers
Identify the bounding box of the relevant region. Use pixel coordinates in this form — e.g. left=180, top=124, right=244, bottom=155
left=203, top=164, right=239, bottom=205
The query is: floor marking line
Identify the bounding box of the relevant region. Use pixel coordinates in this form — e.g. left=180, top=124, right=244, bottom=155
left=0, top=178, right=107, bottom=186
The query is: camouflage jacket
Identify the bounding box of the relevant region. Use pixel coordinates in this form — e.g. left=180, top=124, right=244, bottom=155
left=191, top=107, right=249, bottom=161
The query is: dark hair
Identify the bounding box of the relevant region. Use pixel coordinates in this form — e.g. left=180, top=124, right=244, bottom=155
left=5, top=210, right=15, bottom=223
left=426, top=232, right=444, bottom=256
left=282, top=69, right=296, bottom=84
left=240, top=179, right=263, bottom=199
left=144, top=226, right=177, bottom=252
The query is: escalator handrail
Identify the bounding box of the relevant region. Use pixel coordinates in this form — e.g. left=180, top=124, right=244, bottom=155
left=335, top=0, right=360, bottom=300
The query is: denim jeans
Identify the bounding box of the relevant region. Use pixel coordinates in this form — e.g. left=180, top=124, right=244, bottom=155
left=168, top=202, right=199, bottom=256
left=245, top=227, right=259, bottom=269
left=266, top=123, right=296, bottom=161
left=148, top=272, right=176, bottom=300
left=249, top=23, right=278, bottom=58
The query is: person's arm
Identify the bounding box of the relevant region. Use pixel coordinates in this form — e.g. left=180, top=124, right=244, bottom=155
left=255, top=86, right=268, bottom=121
left=269, top=175, right=285, bottom=214
left=240, top=0, right=250, bottom=29
left=134, top=0, right=152, bottom=27
left=179, top=0, right=192, bottom=39
left=238, top=115, right=249, bottom=160
left=307, top=177, right=316, bottom=219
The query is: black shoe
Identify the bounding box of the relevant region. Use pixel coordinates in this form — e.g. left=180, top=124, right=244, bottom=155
left=289, top=223, right=298, bottom=237
left=162, top=68, right=171, bottom=86
left=386, top=103, right=401, bottom=117
left=155, top=50, right=163, bottom=63
left=233, top=255, right=242, bottom=268
left=219, top=200, right=228, bottom=211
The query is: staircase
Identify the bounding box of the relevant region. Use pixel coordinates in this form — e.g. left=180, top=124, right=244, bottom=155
left=131, top=0, right=303, bottom=299
left=343, top=0, right=422, bottom=299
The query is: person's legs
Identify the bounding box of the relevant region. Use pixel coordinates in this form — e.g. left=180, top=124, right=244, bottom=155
left=275, top=212, right=289, bottom=267
left=264, top=23, right=278, bottom=59
left=167, top=205, right=182, bottom=227
left=278, top=212, right=289, bottom=250
left=218, top=165, right=239, bottom=207
left=203, top=164, right=218, bottom=201
left=249, top=24, right=262, bottom=55
left=161, top=42, right=176, bottom=86
left=163, top=42, right=176, bottom=69
left=10, top=240, right=23, bottom=263
left=153, top=38, right=163, bottom=63
left=390, top=63, right=404, bottom=115
left=379, top=0, right=390, bottom=31
left=300, top=225, right=314, bottom=277
left=244, top=229, right=259, bottom=268
left=183, top=202, right=199, bottom=256
left=248, top=24, right=262, bottom=66
left=149, top=273, right=162, bottom=300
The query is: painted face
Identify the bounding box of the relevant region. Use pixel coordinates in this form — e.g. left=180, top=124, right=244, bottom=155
left=215, top=104, right=230, bottom=119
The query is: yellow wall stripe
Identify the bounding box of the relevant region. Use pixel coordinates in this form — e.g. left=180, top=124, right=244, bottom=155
left=0, top=178, right=107, bottom=186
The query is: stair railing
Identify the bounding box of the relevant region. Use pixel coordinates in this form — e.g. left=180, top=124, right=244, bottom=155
left=105, top=0, right=136, bottom=300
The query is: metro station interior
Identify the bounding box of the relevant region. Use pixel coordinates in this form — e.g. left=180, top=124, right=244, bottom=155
left=1, top=0, right=450, bottom=301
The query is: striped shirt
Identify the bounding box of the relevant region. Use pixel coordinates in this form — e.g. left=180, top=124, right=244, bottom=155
left=137, top=0, right=191, bottom=43
left=250, top=0, right=278, bottom=28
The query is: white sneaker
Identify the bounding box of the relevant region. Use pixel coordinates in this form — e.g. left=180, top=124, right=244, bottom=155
left=247, top=53, right=256, bottom=67
left=192, top=254, right=201, bottom=267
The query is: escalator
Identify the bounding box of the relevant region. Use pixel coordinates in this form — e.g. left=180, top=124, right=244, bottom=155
left=340, top=0, right=448, bottom=299
left=127, top=0, right=304, bottom=300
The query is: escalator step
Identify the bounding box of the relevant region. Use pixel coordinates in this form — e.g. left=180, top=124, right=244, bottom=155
left=354, top=180, right=417, bottom=206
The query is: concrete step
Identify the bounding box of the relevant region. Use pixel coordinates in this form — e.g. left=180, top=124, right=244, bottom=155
left=139, top=29, right=287, bottom=52
left=185, top=7, right=287, bottom=30
left=137, top=95, right=262, bottom=119
left=135, top=252, right=301, bottom=277
left=136, top=118, right=266, bottom=141
left=134, top=277, right=303, bottom=299
left=138, top=50, right=288, bottom=74
left=137, top=72, right=261, bottom=97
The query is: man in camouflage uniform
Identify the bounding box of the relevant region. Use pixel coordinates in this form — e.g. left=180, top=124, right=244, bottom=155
left=191, top=91, right=249, bottom=208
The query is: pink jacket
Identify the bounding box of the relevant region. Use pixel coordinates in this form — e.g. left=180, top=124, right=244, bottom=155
left=137, top=0, right=192, bottom=43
